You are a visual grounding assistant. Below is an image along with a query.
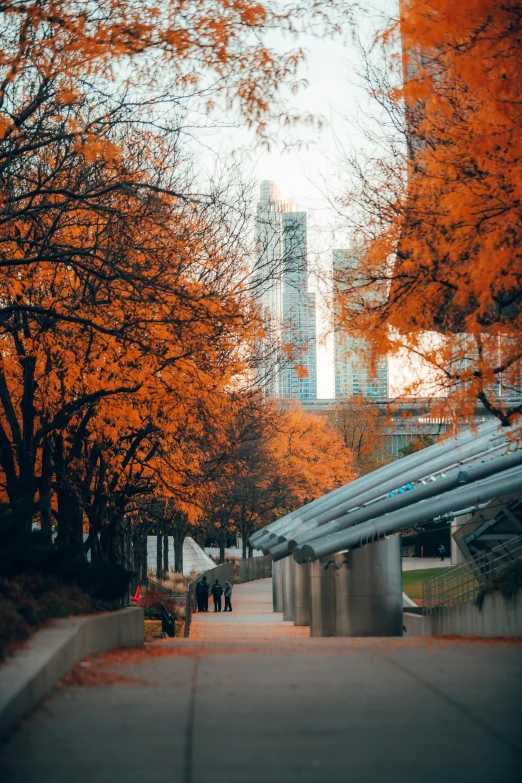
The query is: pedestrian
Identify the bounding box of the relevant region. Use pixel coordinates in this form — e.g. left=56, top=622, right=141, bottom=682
left=195, top=578, right=204, bottom=612
left=438, top=544, right=445, bottom=562
left=201, top=576, right=209, bottom=611
left=211, top=579, right=223, bottom=612
left=224, top=579, right=233, bottom=612
left=196, top=576, right=209, bottom=612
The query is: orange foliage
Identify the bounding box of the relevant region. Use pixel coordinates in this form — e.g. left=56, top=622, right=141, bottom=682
left=0, top=0, right=350, bottom=559
left=328, top=396, right=390, bottom=474
left=336, top=1, right=522, bottom=426
left=203, top=396, right=357, bottom=552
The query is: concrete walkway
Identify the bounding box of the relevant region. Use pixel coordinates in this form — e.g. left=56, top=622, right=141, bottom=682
left=1, top=580, right=521, bottom=783
left=189, top=579, right=309, bottom=643
left=402, top=557, right=452, bottom=570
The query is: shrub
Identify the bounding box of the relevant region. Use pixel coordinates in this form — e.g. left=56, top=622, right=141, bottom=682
left=140, top=589, right=184, bottom=620
left=0, top=533, right=133, bottom=603
left=0, top=574, right=99, bottom=661
left=475, top=560, right=522, bottom=610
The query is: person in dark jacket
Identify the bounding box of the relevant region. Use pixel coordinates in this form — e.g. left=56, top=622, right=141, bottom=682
left=197, top=576, right=209, bottom=612
left=211, top=579, right=223, bottom=612
left=195, top=579, right=204, bottom=612
left=224, top=579, right=233, bottom=612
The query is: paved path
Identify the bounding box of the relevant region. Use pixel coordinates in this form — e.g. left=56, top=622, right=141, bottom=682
left=1, top=580, right=521, bottom=783
left=189, top=579, right=309, bottom=643
left=402, top=557, right=452, bottom=570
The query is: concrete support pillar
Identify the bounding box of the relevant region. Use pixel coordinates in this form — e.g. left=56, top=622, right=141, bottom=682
left=282, top=557, right=294, bottom=621
left=343, top=535, right=403, bottom=637
left=333, top=552, right=351, bottom=636
left=293, top=561, right=310, bottom=626
left=451, top=514, right=468, bottom=565
left=310, top=557, right=335, bottom=637
left=272, top=559, right=284, bottom=612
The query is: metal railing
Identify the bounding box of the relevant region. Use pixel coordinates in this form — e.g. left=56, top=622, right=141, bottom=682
left=423, top=535, right=522, bottom=614
left=238, top=554, right=272, bottom=583
left=141, top=575, right=181, bottom=598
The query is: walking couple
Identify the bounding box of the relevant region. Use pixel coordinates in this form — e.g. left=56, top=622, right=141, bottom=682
left=196, top=575, right=232, bottom=613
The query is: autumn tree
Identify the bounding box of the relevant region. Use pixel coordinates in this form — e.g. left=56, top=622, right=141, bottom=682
left=328, top=396, right=390, bottom=474
left=334, top=1, right=522, bottom=427
left=203, top=397, right=357, bottom=561
left=0, top=0, right=351, bottom=564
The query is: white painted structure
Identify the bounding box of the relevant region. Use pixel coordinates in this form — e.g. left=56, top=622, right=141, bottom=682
left=146, top=535, right=215, bottom=576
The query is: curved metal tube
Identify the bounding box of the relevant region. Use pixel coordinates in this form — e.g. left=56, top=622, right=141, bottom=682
left=295, top=465, right=522, bottom=562
left=265, top=436, right=520, bottom=561
left=249, top=420, right=498, bottom=546
left=286, top=444, right=522, bottom=552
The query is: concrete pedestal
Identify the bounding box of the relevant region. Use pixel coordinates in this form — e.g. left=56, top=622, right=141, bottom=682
left=451, top=514, right=469, bottom=565
left=272, top=559, right=284, bottom=612
left=341, top=535, right=403, bottom=637
left=293, top=562, right=310, bottom=626
left=309, top=557, right=335, bottom=637
left=333, top=552, right=350, bottom=636
left=282, top=557, right=294, bottom=622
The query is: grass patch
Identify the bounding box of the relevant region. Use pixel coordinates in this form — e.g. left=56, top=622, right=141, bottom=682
left=144, top=620, right=162, bottom=641
left=402, top=568, right=449, bottom=600
left=144, top=618, right=184, bottom=641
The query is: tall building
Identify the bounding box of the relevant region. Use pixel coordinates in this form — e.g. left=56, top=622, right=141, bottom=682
left=333, top=249, right=388, bottom=398
left=253, top=181, right=317, bottom=400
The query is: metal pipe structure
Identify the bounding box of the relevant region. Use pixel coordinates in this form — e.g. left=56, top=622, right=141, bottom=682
left=272, top=559, right=284, bottom=612
left=295, top=465, right=522, bottom=563
left=286, top=445, right=522, bottom=561
left=257, top=423, right=510, bottom=557
left=309, top=557, right=336, bottom=637
left=253, top=424, right=483, bottom=547
left=282, top=556, right=294, bottom=621
left=293, top=562, right=310, bottom=626
left=249, top=420, right=499, bottom=547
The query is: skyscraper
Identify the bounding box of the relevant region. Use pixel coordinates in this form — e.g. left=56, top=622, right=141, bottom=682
left=333, top=249, right=388, bottom=399
left=253, top=181, right=317, bottom=400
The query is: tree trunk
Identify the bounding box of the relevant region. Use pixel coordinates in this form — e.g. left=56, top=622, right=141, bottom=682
left=141, top=533, right=148, bottom=582
left=132, top=530, right=140, bottom=582
left=248, top=542, right=253, bottom=558
left=163, top=532, right=169, bottom=574
left=156, top=530, right=162, bottom=579
left=38, top=436, right=53, bottom=544
left=19, top=355, right=38, bottom=535
left=125, top=523, right=132, bottom=570
left=173, top=528, right=184, bottom=574
left=219, top=525, right=226, bottom=564
left=54, top=435, right=84, bottom=554
left=105, top=523, right=121, bottom=565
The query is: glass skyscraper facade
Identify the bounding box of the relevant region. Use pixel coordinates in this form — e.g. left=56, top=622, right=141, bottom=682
left=333, top=249, right=388, bottom=399
left=253, top=181, right=317, bottom=400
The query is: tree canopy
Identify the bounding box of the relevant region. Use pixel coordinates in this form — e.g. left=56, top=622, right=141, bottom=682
left=335, top=0, right=522, bottom=426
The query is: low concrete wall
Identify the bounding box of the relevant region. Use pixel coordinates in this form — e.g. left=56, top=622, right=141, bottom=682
left=403, top=611, right=429, bottom=636
left=0, top=607, right=143, bottom=740
left=431, top=591, right=522, bottom=637
left=403, top=591, right=522, bottom=638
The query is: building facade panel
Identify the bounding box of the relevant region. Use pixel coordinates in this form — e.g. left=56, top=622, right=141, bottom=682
left=254, top=181, right=317, bottom=401
left=333, top=249, right=388, bottom=399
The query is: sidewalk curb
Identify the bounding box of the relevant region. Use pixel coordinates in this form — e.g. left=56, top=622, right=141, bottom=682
left=0, top=606, right=144, bottom=741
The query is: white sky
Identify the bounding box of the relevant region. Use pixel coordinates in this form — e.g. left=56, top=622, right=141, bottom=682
left=190, top=1, right=403, bottom=398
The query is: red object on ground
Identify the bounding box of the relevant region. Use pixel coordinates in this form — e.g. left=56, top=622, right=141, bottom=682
left=420, top=546, right=424, bottom=558
left=130, top=585, right=141, bottom=603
